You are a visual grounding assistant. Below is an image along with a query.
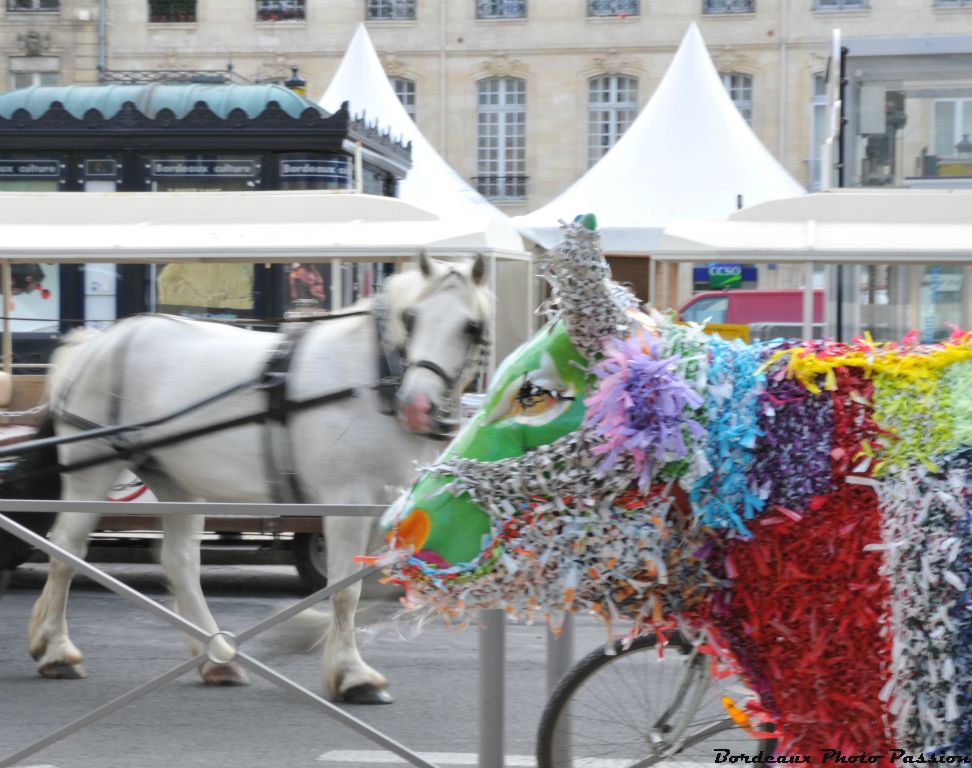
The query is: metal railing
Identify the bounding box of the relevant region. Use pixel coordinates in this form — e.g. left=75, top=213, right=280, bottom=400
left=6, top=0, right=58, bottom=10
left=476, top=0, right=526, bottom=19
left=148, top=0, right=196, bottom=23
left=98, top=68, right=250, bottom=85
left=472, top=174, right=528, bottom=200
left=588, top=0, right=639, bottom=16
left=0, top=499, right=573, bottom=768
left=703, top=0, right=754, bottom=12
left=366, top=0, right=415, bottom=20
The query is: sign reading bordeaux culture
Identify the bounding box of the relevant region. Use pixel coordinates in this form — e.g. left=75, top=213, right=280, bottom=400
left=0, top=160, right=60, bottom=178
left=278, top=157, right=350, bottom=182
left=150, top=160, right=258, bottom=178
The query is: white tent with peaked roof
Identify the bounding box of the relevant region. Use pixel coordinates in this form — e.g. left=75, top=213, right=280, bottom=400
left=513, top=23, right=805, bottom=254
left=320, top=24, right=510, bottom=228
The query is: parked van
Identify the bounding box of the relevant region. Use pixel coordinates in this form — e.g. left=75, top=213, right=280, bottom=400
left=677, top=289, right=824, bottom=342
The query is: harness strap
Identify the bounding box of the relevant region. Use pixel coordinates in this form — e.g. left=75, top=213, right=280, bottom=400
left=57, top=319, right=146, bottom=461
left=373, top=295, right=405, bottom=415
left=258, top=324, right=310, bottom=505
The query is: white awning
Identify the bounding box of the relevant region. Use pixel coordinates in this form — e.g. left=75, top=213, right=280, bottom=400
left=0, top=190, right=529, bottom=263
left=655, top=189, right=972, bottom=264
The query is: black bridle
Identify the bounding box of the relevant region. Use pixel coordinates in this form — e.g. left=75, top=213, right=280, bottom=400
left=374, top=289, right=488, bottom=436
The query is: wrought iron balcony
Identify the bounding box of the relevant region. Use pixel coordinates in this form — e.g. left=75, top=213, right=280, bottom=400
left=476, top=0, right=526, bottom=19
left=588, top=0, right=639, bottom=16
left=473, top=175, right=527, bottom=200
left=257, top=0, right=305, bottom=21
left=366, top=0, right=415, bottom=20
left=149, top=0, right=196, bottom=23
left=6, top=0, right=59, bottom=10
left=98, top=69, right=250, bottom=85
left=703, top=0, right=754, bottom=13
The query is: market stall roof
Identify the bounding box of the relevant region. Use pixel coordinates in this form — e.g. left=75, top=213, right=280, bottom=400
left=0, top=83, right=322, bottom=121
left=319, top=25, right=509, bottom=227
left=512, top=23, right=804, bottom=254
left=0, top=190, right=529, bottom=263
left=654, top=188, right=972, bottom=264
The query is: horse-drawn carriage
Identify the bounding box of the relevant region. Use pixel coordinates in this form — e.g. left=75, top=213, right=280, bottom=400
left=0, top=190, right=534, bottom=587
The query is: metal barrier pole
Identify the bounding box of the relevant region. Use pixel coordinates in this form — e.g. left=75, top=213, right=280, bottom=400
left=546, top=613, right=574, bottom=767
left=478, top=609, right=505, bottom=768
left=545, top=612, right=573, bottom=693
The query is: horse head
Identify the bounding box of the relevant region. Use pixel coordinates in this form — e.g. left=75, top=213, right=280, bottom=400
left=381, top=215, right=658, bottom=577
left=380, top=252, right=493, bottom=437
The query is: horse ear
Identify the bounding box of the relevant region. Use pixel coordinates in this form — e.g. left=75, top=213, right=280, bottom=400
left=418, top=250, right=433, bottom=278
left=471, top=254, right=486, bottom=285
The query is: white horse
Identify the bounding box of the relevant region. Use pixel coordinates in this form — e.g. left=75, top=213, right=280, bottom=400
left=24, top=254, right=491, bottom=704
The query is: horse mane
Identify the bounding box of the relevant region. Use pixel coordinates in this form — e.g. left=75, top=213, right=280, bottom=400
left=378, top=259, right=493, bottom=348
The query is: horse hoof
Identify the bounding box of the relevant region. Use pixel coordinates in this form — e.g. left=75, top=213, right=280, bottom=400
left=39, top=662, right=87, bottom=680
left=339, top=683, right=394, bottom=705
left=200, top=661, right=249, bottom=686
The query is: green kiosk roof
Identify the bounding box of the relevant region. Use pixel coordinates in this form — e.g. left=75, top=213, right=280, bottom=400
left=0, top=83, right=326, bottom=121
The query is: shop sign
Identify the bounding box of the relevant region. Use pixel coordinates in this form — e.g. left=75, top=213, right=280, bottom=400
left=707, top=263, right=744, bottom=289
left=150, top=160, right=258, bottom=178
left=279, top=158, right=350, bottom=181
left=0, top=159, right=60, bottom=178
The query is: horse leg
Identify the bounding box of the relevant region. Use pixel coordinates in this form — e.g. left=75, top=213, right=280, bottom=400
left=27, top=507, right=102, bottom=679
left=159, top=503, right=248, bottom=686
left=322, top=515, right=391, bottom=704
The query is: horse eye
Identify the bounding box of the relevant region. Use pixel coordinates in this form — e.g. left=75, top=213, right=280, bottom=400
left=465, top=319, right=484, bottom=340
left=402, top=309, right=415, bottom=332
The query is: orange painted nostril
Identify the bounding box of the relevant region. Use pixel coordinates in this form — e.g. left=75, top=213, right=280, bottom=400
left=390, top=508, right=431, bottom=551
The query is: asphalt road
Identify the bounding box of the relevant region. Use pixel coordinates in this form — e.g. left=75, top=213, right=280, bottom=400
left=0, top=562, right=611, bottom=768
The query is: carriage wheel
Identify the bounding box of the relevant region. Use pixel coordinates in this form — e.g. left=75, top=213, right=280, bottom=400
left=536, top=632, right=776, bottom=767
left=293, top=532, right=328, bottom=591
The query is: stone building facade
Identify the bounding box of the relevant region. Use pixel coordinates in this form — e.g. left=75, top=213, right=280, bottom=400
left=4, top=1, right=972, bottom=217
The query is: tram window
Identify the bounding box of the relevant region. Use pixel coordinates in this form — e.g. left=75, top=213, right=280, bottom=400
left=155, top=263, right=255, bottom=320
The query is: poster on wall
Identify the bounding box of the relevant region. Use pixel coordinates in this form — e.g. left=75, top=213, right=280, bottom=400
left=4, top=263, right=59, bottom=333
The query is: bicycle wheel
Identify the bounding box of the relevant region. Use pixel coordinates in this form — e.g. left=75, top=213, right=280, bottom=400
left=537, top=633, right=776, bottom=768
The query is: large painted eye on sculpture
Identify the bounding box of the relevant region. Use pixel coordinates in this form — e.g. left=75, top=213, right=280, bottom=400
left=485, top=354, right=576, bottom=427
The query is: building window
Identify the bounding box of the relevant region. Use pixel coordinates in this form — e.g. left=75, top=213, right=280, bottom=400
left=256, top=0, right=305, bottom=21
left=703, top=0, right=754, bottom=12
left=366, top=0, right=415, bottom=20
left=475, top=77, right=527, bottom=201
left=933, top=99, right=972, bottom=158
left=936, top=0, right=972, bottom=6
left=476, top=0, right=526, bottom=18
left=721, top=72, right=753, bottom=125
left=6, top=0, right=59, bottom=10
left=588, top=0, right=639, bottom=16
left=809, top=73, right=827, bottom=191
left=813, top=0, right=866, bottom=9
left=149, top=0, right=196, bottom=22
left=12, top=71, right=59, bottom=89
left=391, top=77, right=416, bottom=121
left=588, top=75, right=638, bottom=167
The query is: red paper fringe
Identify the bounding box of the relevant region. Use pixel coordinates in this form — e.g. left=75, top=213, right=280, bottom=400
left=712, top=485, right=894, bottom=759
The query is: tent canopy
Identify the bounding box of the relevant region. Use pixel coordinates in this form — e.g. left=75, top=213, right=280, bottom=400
left=0, top=190, right=529, bottom=263
left=320, top=25, right=509, bottom=228
left=513, top=23, right=804, bottom=254
left=654, top=189, right=972, bottom=264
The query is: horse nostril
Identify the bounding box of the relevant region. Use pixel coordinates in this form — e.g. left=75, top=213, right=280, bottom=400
left=398, top=393, right=432, bottom=432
